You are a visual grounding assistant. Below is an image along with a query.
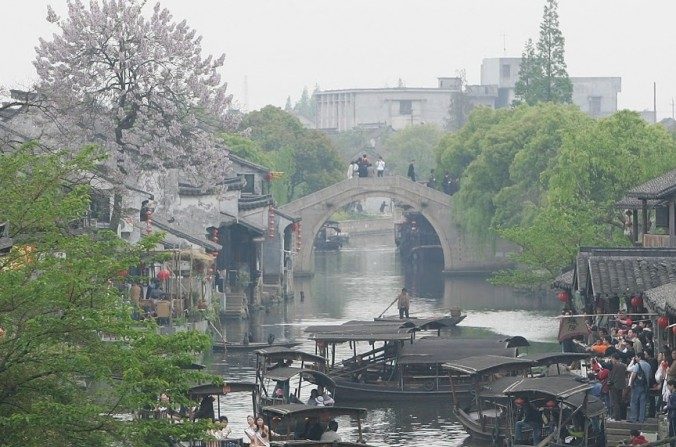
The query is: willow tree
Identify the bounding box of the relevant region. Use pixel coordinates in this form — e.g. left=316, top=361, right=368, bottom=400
left=32, top=0, right=234, bottom=226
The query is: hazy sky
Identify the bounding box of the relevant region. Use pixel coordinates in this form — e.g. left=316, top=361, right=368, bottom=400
left=3, top=1, right=676, bottom=119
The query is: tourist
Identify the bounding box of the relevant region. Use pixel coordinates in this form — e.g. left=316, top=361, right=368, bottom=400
left=357, top=154, right=371, bottom=178
left=628, top=352, right=651, bottom=423
left=346, top=161, right=355, bottom=179
left=317, top=386, right=335, bottom=406
left=320, top=420, right=342, bottom=442
left=513, top=397, right=542, bottom=445
left=194, top=395, right=215, bottom=421
left=397, top=288, right=410, bottom=319
left=608, top=353, right=627, bottom=421
left=250, top=415, right=270, bottom=447
left=306, top=388, right=319, bottom=406
left=442, top=172, right=452, bottom=194
left=244, top=415, right=256, bottom=445
left=656, top=350, right=674, bottom=411
left=665, top=380, right=676, bottom=441
left=627, top=329, right=644, bottom=355
left=206, top=416, right=232, bottom=447
left=629, top=429, right=649, bottom=445
left=407, top=160, right=416, bottom=182
left=376, top=156, right=385, bottom=177
left=427, top=169, right=436, bottom=188
left=380, top=200, right=387, bottom=213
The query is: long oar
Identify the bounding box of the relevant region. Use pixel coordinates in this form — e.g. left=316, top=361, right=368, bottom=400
left=378, top=296, right=400, bottom=318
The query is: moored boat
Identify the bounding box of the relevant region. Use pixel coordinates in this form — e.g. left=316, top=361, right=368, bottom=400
left=212, top=340, right=301, bottom=353
left=262, top=404, right=376, bottom=446
left=305, top=320, right=522, bottom=402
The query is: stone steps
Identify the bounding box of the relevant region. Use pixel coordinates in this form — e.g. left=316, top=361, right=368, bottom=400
left=605, top=418, right=658, bottom=446
left=221, top=291, right=248, bottom=319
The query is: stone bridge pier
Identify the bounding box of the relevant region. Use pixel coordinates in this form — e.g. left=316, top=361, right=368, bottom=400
left=279, top=176, right=514, bottom=277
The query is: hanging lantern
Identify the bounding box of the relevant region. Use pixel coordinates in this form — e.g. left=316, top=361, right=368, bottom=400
left=630, top=295, right=643, bottom=308
left=658, top=316, right=669, bottom=329
left=157, top=269, right=171, bottom=281
left=556, top=290, right=570, bottom=302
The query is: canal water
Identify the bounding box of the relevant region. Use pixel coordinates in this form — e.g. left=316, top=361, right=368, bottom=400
left=210, top=234, right=562, bottom=446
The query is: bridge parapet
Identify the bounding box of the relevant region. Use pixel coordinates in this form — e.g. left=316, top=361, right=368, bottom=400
left=279, top=175, right=515, bottom=276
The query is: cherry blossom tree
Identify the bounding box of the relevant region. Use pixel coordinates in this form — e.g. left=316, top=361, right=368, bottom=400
left=32, top=0, right=233, bottom=197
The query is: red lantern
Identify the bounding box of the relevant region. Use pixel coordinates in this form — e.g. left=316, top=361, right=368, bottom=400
left=157, top=269, right=171, bottom=281
left=630, top=295, right=643, bottom=308
left=556, top=290, right=570, bottom=302
left=658, top=316, right=669, bottom=329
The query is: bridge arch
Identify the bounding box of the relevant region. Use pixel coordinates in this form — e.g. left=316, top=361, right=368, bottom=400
left=279, top=176, right=512, bottom=277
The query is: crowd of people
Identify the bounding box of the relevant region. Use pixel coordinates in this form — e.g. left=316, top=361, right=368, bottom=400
left=566, top=315, right=676, bottom=442
left=346, top=154, right=458, bottom=194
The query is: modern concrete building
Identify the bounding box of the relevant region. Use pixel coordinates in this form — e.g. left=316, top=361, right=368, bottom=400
left=313, top=59, right=622, bottom=132
left=314, top=83, right=455, bottom=131
left=481, top=57, right=622, bottom=117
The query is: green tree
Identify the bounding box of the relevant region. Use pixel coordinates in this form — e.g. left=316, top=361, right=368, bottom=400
left=515, top=0, right=572, bottom=104
left=0, top=146, right=215, bottom=446
left=238, top=106, right=343, bottom=202
left=514, top=39, right=540, bottom=106
left=292, top=86, right=316, bottom=121
left=382, top=124, right=444, bottom=179
left=221, top=133, right=272, bottom=167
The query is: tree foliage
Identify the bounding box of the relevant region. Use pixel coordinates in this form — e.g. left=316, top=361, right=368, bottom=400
left=514, top=0, right=572, bottom=105
left=0, top=146, right=215, bottom=446
left=33, top=0, right=233, bottom=182
left=382, top=123, right=444, bottom=178
left=437, top=104, right=676, bottom=287
left=238, top=106, right=343, bottom=202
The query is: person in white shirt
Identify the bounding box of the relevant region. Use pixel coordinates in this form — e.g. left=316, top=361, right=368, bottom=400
left=376, top=156, right=385, bottom=177
left=320, top=420, right=342, bottom=442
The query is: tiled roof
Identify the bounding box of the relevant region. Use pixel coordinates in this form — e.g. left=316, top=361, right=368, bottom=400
left=575, top=250, right=592, bottom=293
left=238, top=194, right=274, bottom=211
left=587, top=250, right=676, bottom=298
left=553, top=269, right=575, bottom=290
left=615, top=196, right=665, bottom=209
left=626, top=169, right=676, bottom=200
left=642, top=282, right=676, bottom=315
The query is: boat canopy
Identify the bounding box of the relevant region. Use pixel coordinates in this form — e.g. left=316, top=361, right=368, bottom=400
left=255, top=347, right=327, bottom=365
left=443, top=355, right=534, bottom=374
left=262, top=368, right=336, bottom=389
left=523, top=352, right=591, bottom=367
left=188, top=381, right=259, bottom=397
left=398, top=339, right=517, bottom=366
left=503, top=375, right=592, bottom=400
left=478, top=376, right=526, bottom=398
left=261, top=403, right=367, bottom=420
left=305, top=320, right=414, bottom=343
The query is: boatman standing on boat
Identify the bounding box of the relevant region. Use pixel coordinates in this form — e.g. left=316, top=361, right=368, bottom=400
left=397, top=288, right=410, bottom=319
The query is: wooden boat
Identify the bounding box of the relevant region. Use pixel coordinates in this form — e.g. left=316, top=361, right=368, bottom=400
left=444, top=353, right=603, bottom=445
left=304, top=320, right=521, bottom=402
left=212, top=340, right=301, bottom=353
left=255, top=348, right=332, bottom=407
left=262, top=404, right=377, bottom=446
left=373, top=314, right=466, bottom=328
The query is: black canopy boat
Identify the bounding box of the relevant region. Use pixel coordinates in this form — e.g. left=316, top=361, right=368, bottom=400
left=373, top=313, right=466, bottom=327
left=447, top=352, right=596, bottom=445
left=504, top=376, right=606, bottom=447
left=187, top=381, right=261, bottom=446
left=305, top=320, right=521, bottom=402
left=255, top=348, right=332, bottom=407
left=314, top=220, right=345, bottom=251
left=261, top=404, right=376, bottom=447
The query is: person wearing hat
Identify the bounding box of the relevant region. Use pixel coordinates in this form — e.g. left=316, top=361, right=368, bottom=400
left=514, top=397, right=542, bottom=445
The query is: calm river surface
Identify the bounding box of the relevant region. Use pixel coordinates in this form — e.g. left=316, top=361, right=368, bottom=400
left=208, top=234, right=561, bottom=446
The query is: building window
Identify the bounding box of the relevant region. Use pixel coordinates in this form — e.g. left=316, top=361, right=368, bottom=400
left=399, top=100, right=412, bottom=115
left=501, top=64, right=511, bottom=79
left=239, top=173, right=255, bottom=194
left=589, top=96, right=602, bottom=116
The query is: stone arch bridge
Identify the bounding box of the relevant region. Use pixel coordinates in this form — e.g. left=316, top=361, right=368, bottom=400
left=279, top=176, right=513, bottom=277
